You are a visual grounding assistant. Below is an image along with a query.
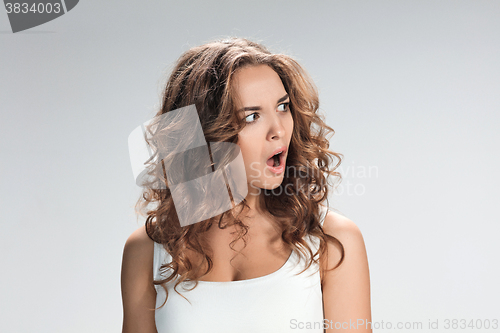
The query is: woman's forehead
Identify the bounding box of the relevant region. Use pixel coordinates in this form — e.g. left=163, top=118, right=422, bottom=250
left=231, top=65, right=286, bottom=104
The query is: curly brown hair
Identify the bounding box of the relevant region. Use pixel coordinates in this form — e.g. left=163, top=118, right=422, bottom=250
left=134, top=37, right=345, bottom=309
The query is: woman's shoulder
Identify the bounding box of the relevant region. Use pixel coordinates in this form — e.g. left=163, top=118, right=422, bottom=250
left=320, top=209, right=368, bottom=272
left=122, top=224, right=156, bottom=281
left=123, top=223, right=173, bottom=282
left=124, top=224, right=156, bottom=256
left=322, top=209, right=362, bottom=237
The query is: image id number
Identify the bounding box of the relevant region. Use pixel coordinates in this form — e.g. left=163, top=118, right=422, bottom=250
left=5, top=2, right=62, bottom=14
left=444, top=319, right=498, bottom=330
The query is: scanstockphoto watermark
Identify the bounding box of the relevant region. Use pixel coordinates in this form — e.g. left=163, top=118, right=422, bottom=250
left=247, top=161, right=379, bottom=198
left=245, top=163, right=334, bottom=199
left=290, top=319, right=378, bottom=331
left=289, top=318, right=499, bottom=330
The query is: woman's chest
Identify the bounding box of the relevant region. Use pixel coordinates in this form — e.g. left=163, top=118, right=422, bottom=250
left=155, top=249, right=324, bottom=333
left=197, top=239, right=293, bottom=282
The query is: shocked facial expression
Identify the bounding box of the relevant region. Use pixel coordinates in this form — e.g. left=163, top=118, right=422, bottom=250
left=232, top=65, right=294, bottom=195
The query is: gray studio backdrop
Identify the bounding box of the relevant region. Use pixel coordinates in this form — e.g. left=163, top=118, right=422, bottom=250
left=1, top=1, right=499, bottom=332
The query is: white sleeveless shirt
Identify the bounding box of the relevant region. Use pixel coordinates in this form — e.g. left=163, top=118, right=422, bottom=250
left=153, top=205, right=329, bottom=333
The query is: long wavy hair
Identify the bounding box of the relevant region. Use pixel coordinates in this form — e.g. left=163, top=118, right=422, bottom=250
left=135, top=37, right=345, bottom=309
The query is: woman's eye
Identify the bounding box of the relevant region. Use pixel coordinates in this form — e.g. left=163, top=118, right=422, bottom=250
left=244, top=113, right=258, bottom=123
left=277, top=102, right=290, bottom=112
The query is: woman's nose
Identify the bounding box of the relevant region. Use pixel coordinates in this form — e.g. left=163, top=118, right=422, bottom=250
left=267, top=114, right=286, bottom=140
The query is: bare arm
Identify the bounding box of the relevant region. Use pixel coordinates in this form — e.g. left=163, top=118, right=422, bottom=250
left=121, top=225, right=158, bottom=333
left=321, top=212, right=372, bottom=333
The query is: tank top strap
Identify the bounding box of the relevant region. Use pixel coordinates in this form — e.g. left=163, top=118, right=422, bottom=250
left=304, top=203, right=330, bottom=255
left=318, top=203, right=329, bottom=227
left=153, top=241, right=172, bottom=281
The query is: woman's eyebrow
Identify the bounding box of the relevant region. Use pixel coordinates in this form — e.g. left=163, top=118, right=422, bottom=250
left=277, top=93, right=289, bottom=104
left=237, top=94, right=290, bottom=112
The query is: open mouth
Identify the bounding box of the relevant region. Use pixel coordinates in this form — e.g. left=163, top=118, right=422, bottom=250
left=265, top=146, right=287, bottom=173
left=266, top=151, right=283, bottom=167
left=266, top=150, right=286, bottom=169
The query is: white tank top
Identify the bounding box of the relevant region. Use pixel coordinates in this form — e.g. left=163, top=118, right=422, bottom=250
left=153, top=205, right=329, bottom=333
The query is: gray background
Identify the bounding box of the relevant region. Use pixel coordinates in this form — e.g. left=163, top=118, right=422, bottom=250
left=1, top=1, right=499, bottom=332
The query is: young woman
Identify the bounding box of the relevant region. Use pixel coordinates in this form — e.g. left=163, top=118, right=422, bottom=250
left=121, top=38, right=372, bottom=332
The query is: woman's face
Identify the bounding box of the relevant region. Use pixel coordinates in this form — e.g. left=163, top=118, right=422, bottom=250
left=232, top=65, right=294, bottom=195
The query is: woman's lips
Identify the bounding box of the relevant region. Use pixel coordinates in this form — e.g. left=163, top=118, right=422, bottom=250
left=266, top=146, right=288, bottom=160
